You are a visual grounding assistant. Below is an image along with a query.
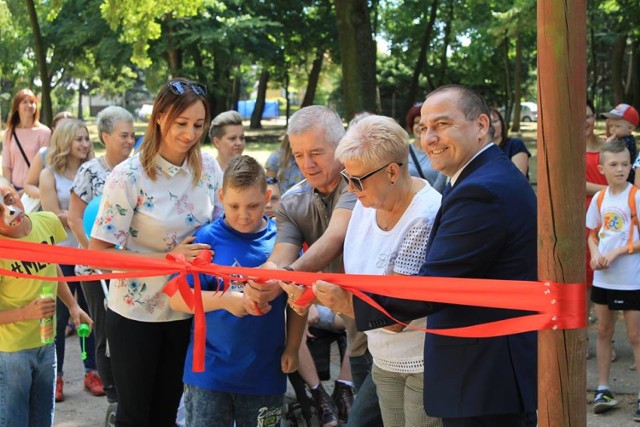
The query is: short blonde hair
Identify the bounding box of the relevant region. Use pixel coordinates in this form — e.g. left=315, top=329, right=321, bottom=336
left=46, top=119, right=94, bottom=174
left=209, top=110, right=243, bottom=140
left=335, top=115, right=409, bottom=168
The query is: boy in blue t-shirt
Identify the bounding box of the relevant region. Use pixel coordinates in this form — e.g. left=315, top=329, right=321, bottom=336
left=169, top=155, right=305, bottom=427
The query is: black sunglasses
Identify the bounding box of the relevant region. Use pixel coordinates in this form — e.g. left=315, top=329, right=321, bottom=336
left=169, top=81, right=207, bottom=96
left=266, top=177, right=279, bottom=185
left=340, top=162, right=403, bottom=192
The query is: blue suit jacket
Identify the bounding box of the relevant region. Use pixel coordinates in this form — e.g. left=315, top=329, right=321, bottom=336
left=358, top=145, right=538, bottom=418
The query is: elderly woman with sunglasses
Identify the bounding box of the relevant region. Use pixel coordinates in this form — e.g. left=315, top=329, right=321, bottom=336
left=89, top=79, right=223, bottom=427
left=283, top=115, right=442, bottom=427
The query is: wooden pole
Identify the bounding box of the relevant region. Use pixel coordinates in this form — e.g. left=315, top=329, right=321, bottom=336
left=537, top=1, right=587, bottom=426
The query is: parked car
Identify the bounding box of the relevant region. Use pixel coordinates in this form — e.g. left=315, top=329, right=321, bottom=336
left=518, top=102, right=538, bottom=122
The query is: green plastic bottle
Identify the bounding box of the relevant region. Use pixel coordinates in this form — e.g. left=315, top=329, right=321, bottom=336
left=40, top=286, right=55, bottom=344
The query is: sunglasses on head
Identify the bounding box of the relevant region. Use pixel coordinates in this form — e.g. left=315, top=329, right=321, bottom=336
left=340, top=162, right=403, bottom=192
left=169, top=81, right=207, bottom=96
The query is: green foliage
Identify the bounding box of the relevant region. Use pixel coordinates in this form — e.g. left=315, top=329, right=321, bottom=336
left=100, top=0, right=208, bottom=67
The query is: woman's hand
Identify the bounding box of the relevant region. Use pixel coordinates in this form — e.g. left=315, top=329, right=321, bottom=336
left=280, top=281, right=309, bottom=316
left=312, top=280, right=354, bottom=318
left=170, top=236, right=211, bottom=261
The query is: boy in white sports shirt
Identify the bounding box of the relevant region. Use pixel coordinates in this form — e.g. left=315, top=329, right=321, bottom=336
left=586, top=140, right=640, bottom=422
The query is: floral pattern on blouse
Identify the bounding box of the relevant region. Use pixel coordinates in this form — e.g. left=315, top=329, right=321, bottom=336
left=71, top=156, right=113, bottom=276
left=92, top=152, right=223, bottom=321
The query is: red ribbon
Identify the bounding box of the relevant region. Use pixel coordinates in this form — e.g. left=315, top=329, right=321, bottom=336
left=163, top=251, right=214, bottom=372
left=0, top=239, right=586, bottom=372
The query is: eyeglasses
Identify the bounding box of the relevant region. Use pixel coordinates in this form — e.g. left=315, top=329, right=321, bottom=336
left=340, top=162, right=403, bottom=192
left=266, top=177, right=279, bottom=185
left=169, top=81, right=207, bottom=96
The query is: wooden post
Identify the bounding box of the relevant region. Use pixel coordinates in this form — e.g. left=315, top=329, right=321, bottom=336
left=537, top=1, right=587, bottom=426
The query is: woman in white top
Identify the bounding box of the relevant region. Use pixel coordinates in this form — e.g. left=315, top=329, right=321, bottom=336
left=67, top=105, right=136, bottom=403
left=1, top=89, right=51, bottom=192
left=285, top=115, right=442, bottom=427
left=39, top=119, right=100, bottom=401
left=89, top=79, right=223, bottom=426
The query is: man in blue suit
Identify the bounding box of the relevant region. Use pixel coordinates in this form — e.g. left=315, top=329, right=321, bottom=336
left=357, top=85, right=537, bottom=426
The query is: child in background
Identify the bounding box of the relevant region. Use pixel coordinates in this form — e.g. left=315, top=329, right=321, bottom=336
left=586, top=140, right=640, bottom=422
left=264, top=176, right=281, bottom=219
left=602, top=103, right=639, bottom=183
left=0, top=183, right=92, bottom=426
left=169, top=155, right=305, bottom=427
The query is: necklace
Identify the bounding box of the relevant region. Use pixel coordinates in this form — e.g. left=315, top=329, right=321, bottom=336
left=377, top=197, right=411, bottom=231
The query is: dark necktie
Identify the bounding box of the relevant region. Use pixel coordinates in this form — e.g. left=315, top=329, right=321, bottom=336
left=441, top=181, right=452, bottom=198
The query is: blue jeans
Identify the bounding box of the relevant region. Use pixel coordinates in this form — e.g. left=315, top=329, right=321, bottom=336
left=347, top=351, right=383, bottom=427
left=0, top=344, right=56, bottom=427
left=184, top=384, right=283, bottom=427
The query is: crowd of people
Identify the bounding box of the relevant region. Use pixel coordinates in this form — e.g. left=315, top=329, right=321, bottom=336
left=0, top=80, right=639, bottom=427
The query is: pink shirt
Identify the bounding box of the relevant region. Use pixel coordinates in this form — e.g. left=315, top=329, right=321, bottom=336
left=2, top=125, right=51, bottom=188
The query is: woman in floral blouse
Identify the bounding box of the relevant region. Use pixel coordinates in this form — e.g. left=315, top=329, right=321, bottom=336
left=89, top=79, right=223, bottom=426
left=67, top=105, right=136, bottom=404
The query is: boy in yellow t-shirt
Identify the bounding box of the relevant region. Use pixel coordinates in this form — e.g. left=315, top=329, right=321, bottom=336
left=0, top=183, right=92, bottom=426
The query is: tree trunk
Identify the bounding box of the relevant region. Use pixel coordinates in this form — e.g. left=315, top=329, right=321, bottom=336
left=77, top=82, right=83, bottom=120
left=511, top=32, right=523, bottom=132
left=631, top=38, right=640, bottom=108
left=503, top=36, right=512, bottom=128
left=301, top=49, right=324, bottom=108
left=537, top=1, right=587, bottom=425
left=24, top=0, right=52, bottom=126
left=165, top=20, right=182, bottom=77
left=403, top=0, right=439, bottom=117
left=611, top=34, right=627, bottom=104
left=211, top=50, right=232, bottom=116
left=436, top=0, right=453, bottom=87
left=335, top=0, right=378, bottom=119
left=250, top=69, right=269, bottom=129
left=231, top=76, right=240, bottom=112
left=588, top=10, right=597, bottom=104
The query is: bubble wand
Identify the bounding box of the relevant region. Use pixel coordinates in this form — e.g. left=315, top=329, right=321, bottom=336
left=77, top=324, right=90, bottom=361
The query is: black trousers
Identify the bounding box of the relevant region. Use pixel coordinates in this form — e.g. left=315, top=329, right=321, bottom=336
left=106, top=310, right=191, bottom=427
left=80, top=279, right=116, bottom=400
left=443, top=412, right=536, bottom=427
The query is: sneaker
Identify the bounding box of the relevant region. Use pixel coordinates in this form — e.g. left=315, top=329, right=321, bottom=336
left=634, top=399, right=640, bottom=422
left=84, top=371, right=105, bottom=396
left=331, top=380, right=355, bottom=422
left=309, top=384, right=338, bottom=427
left=593, top=388, right=618, bottom=414
left=55, top=375, right=64, bottom=402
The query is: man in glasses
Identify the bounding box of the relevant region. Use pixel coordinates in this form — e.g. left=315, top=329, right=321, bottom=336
left=359, top=85, right=538, bottom=427
left=243, top=105, right=382, bottom=427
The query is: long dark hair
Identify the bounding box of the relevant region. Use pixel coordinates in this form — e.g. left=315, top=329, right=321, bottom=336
left=490, top=108, right=509, bottom=147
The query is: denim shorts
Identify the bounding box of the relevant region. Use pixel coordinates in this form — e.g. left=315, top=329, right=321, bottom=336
left=0, top=344, right=56, bottom=427
left=184, top=384, right=283, bottom=427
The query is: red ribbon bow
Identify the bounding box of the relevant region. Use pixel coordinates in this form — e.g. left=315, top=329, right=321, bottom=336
left=163, top=250, right=214, bottom=372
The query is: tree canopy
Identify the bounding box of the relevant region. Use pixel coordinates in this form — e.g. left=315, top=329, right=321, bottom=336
left=0, top=0, right=636, bottom=126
